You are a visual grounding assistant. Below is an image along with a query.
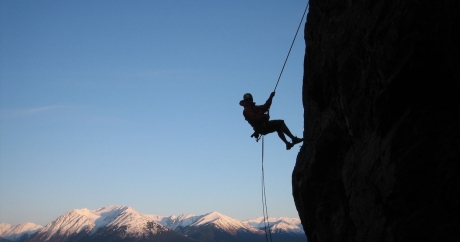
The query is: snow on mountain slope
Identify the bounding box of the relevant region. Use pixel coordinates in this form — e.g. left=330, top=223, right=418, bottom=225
left=33, top=205, right=169, bottom=241
left=101, top=206, right=168, bottom=237
left=270, top=220, right=304, bottom=234
left=35, top=205, right=126, bottom=240
left=189, top=211, right=263, bottom=235
left=147, top=212, right=304, bottom=235
left=35, top=209, right=95, bottom=241
left=0, top=224, right=11, bottom=235
left=0, top=222, right=42, bottom=241
left=243, top=216, right=304, bottom=234
left=148, top=213, right=201, bottom=230
left=90, top=205, right=130, bottom=233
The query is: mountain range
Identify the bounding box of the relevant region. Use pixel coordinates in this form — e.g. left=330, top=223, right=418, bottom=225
left=0, top=205, right=306, bottom=242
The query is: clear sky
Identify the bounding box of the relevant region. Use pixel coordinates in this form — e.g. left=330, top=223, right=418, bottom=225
left=0, top=0, right=308, bottom=226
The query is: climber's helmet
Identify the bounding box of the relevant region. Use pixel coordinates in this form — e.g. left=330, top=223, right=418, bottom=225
left=243, top=93, right=253, bottom=101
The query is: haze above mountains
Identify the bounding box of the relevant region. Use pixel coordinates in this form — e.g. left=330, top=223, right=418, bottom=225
left=0, top=205, right=306, bottom=242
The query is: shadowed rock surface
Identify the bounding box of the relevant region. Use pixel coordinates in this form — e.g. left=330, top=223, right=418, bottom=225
left=293, top=0, right=460, bottom=241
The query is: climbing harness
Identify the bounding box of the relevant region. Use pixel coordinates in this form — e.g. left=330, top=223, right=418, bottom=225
left=259, top=3, right=309, bottom=242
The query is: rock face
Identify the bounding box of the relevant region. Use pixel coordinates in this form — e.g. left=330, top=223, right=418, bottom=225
left=292, top=1, right=460, bottom=241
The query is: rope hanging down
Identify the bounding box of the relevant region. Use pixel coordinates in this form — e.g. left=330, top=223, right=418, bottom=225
left=260, top=3, right=309, bottom=242
left=261, top=136, right=273, bottom=242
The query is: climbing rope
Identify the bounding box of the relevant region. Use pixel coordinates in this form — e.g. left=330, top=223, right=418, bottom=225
left=261, top=136, right=273, bottom=242
left=260, top=3, right=309, bottom=242
left=273, top=3, right=309, bottom=92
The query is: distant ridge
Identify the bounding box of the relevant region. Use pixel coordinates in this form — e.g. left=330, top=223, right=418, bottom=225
left=1, top=205, right=306, bottom=242
left=0, top=223, right=42, bottom=242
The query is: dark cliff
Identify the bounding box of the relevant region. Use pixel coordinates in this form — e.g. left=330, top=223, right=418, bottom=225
left=292, top=1, right=460, bottom=241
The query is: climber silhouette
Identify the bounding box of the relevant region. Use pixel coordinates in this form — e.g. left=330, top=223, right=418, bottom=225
left=239, top=92, right=304, bottom=150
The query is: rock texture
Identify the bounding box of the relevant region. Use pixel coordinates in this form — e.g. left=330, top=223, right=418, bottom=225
left=292, top=0, right=460, bottom=241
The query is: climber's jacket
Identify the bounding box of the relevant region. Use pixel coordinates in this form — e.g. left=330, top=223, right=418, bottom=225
left=239, top=95, right=273, bottom=128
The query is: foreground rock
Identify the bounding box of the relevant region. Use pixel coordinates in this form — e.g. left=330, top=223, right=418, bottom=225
left=293, top=1, right=460, bottom=241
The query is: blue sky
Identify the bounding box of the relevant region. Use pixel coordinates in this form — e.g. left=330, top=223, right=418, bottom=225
left=0, top=0, right=308, bottom=225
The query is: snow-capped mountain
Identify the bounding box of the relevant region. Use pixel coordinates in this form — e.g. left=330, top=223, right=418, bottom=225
left=243, top=216, right=304, bottom=234
left=150, top=211, right=307, bottom=242
left=151, top=213, right=201, bottom=231
left=0, top=223, right=42, bottom=241
left=24, top=205, right=196, bottom=242
left=25, top=205, right=129, bottom=241
left=1, top=205, right=305, bottom=242
left=187, top=211, right=263, bottom=235
left=165, top=211, right=265, bottom=242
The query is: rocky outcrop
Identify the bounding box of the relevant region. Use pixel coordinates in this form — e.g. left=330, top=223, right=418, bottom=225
left=292, top=0, right=460, bottom=241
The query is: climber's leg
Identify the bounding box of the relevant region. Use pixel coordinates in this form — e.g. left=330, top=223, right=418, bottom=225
left=264, top=120, right=291, bottom=146
left=280, top=121, right=296, bottom=140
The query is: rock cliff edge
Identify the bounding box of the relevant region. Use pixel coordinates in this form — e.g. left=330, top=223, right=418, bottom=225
left=293, top=1, right=460, bottom=241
